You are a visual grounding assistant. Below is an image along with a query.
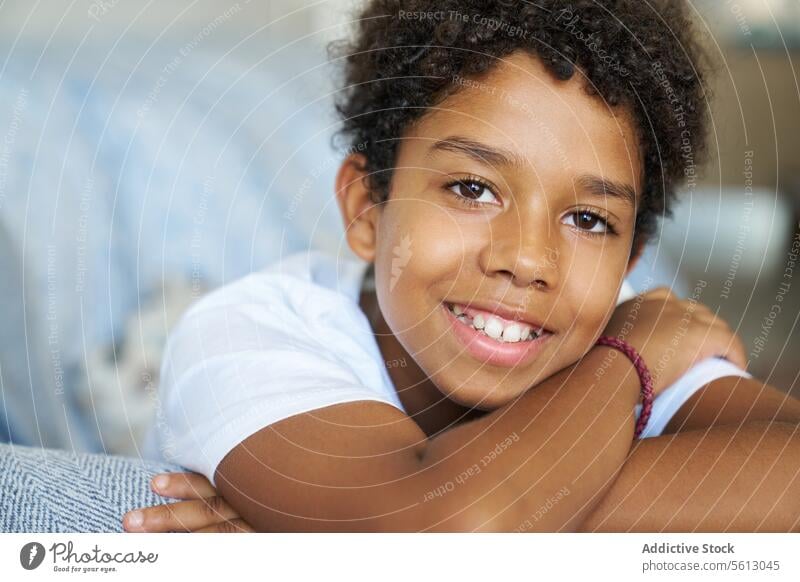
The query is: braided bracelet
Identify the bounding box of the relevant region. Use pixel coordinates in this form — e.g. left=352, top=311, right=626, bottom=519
left=595, top=335, right=654, bottom=439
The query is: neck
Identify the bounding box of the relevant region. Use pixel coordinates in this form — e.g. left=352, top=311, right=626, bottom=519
left=358, top=284, right=484, bottom=438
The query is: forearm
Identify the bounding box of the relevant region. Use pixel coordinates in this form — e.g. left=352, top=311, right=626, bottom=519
left=414, top=344, right=640, bottom=531
left=664, top=377, right=800, bottom=434
left=578, top=420, right=800, bottom=532
left=217, top=345, right=641, bottom=531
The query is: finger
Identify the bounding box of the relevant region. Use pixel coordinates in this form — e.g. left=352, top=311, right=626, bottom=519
left=696, top=307, right=721, bottom=323
left=151, top=472, right=217, bottom=499
left=686, top=303, right=714, bottom=321
left=194, top=518, right=255, bottom=533
left=702, top=317, right=747, bottom=370
left=124, top=496, right=239, bottom=533
left=643, top=287, right=676, bottom=301
left=722, top=332, right=748, bottom=370
left=694, top=326, right=747, bottom=370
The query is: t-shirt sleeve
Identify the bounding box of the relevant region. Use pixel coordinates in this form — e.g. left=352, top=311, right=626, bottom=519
left=634, top=357, right=753, bottom=438
left=156, top=277, right=405, bottom=487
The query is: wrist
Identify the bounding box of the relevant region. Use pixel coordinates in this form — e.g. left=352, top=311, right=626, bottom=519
left=588, top=344, right=641, bottom=404
left=595, top=336, right=654, bottom=439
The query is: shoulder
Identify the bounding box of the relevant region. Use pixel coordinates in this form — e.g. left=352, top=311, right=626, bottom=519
left=180, top=249, right=367, bottom=320
left=167, top=250, right=371, bottom=357
left=154, top=250, right=405, bottom=480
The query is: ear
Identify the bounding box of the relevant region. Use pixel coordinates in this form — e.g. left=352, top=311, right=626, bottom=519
left=335, top=153, right=382, bottom=263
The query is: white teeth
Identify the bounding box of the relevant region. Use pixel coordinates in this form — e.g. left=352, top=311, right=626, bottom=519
left=502, top=323, right=522, bottom=343
left=483, top=317, right=504, bottom=339
left=448, top=303, right=543, bottom=343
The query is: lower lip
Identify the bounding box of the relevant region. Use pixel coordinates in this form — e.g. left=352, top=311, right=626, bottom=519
left=442, top=303, right=553, bottom=368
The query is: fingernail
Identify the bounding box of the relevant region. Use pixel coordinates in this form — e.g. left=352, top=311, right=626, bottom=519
left=125, top=511, right=143, bottom=529
left=153, top=474, right=169, bottom=491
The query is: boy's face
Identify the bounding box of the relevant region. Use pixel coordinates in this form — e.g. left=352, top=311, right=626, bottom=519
left=340, top=51, right=643, bottom=410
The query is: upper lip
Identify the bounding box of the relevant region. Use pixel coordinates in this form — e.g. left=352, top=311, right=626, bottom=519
left=445, top=299, right=554, bottom=334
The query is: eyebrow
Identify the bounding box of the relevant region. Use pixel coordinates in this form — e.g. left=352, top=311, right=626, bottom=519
left=430, top=135, right=529, bottom=169
left=429, top=135, right=637, bottom=209
left=574, top=175, right=637, bottom=210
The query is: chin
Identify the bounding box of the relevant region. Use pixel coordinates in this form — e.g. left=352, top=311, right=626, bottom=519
left=437, top=379, right=526, bottom=411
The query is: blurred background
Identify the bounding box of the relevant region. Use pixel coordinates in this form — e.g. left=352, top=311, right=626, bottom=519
left=0, top=0, right=798, bottom=457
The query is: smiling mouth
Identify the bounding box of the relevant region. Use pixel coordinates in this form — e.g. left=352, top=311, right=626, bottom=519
left=444, top=302, right=547, bottom=343
left=442, top=301, right=554, bottom=368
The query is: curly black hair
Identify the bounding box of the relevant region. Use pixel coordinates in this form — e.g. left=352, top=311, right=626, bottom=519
left=329, top=0, right=712, bottom=251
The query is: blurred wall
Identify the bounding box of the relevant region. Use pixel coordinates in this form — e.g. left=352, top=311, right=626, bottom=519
left=706, top=48, right=800, bottom=199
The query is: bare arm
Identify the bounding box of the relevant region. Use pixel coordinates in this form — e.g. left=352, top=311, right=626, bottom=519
left=215, top=345, right=640, bottom=532
left=129, top=288, right=746, bottom=533
left=663, top=376, right=800, bottom=434
left=578, top=420, right=800, bottom=532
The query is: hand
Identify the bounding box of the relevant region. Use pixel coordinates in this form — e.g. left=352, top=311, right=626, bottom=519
left=122, top=472, right=255, bottom=533
left=602, top=286, right=747, bottom=396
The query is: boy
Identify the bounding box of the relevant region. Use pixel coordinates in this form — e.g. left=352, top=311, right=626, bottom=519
left=128, top=0, right=800, bottom=532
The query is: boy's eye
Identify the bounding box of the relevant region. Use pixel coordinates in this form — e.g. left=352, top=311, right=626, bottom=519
left=446, top=179, right=499, bottom=205
left=563, top=210, right=610, bottom=234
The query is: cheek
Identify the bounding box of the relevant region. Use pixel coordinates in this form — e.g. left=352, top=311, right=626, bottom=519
left=579, top=291, right=619, bottom=336
left=374, top=199, right=478, bottom=297
left=562, top=250, right=628, bottom=340
left=372, top=202, right=451, bottom=332
left=373, top=199, right=483, bottom=363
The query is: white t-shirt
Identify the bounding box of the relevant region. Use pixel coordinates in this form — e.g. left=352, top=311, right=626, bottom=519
left=146, top=250, right=751, bottom=486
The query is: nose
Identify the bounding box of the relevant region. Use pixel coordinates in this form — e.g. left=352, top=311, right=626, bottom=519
left=478, top=209, right=560, bottom=290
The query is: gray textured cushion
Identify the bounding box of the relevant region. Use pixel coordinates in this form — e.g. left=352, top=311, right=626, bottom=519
left=0, top=444, right=184, bottom=532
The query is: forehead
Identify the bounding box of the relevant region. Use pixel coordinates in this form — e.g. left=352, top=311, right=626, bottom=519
left=408, top=51, right=643, bottom=195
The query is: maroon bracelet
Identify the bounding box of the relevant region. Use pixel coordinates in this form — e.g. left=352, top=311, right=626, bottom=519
left=595, top=335, right=654, bottom=439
